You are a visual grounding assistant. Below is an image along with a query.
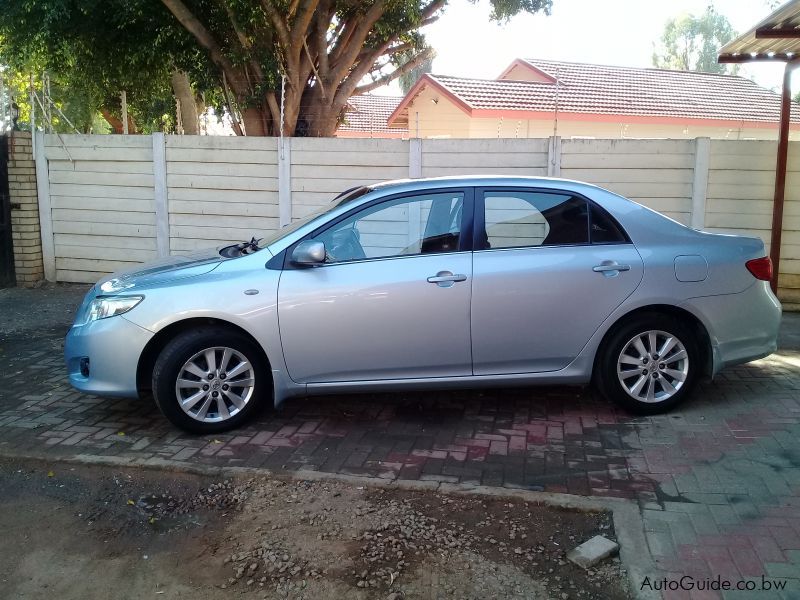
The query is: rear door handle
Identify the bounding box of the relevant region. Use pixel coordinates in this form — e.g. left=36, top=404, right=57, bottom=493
left=427, top=271, right=467, bottom=287
left=593, top=263, right=631, bottom=273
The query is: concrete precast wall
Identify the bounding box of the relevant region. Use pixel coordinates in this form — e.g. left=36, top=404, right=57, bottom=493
left=31, top=133, right=800, bottom=306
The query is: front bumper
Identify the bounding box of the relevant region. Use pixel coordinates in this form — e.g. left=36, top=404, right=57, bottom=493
left=65, top=315, right=154, bottom=398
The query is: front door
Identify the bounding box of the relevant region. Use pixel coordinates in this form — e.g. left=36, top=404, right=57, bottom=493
left=471, top=187, right=643, bottom=375
left=278, top=189, right=473, bottom=383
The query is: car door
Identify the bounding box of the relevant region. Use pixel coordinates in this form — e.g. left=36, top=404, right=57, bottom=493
left=471, top=187, right=644, bottom=375
left=278, top=188, right=474, bottom=383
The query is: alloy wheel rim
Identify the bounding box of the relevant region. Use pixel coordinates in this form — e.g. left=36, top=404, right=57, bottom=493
left=616, top=330, right=689, bottom=403
left=175, top=346, right=255, bottom=422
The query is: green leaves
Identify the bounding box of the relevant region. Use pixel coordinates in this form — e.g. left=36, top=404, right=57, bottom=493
left=486, top=0, right=552, bottom=22
left=1, top=0, right=554, bottom=135
left=0, top=0, right=217, bottom=133
left=652, top=6, right=737, bottom=75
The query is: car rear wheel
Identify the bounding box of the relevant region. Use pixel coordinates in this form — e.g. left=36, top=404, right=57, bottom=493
left=595, top=314, right=699, bottom=414
left=152, top=327, right=269, bottom=433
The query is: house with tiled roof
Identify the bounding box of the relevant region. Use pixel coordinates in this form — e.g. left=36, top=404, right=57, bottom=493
left=384, top=58, right=800, bottom=140
left=337, top=94, right=407, bottom=138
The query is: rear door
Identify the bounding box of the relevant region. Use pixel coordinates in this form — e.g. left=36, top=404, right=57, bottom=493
left=471, top=187, right=643, bottom=375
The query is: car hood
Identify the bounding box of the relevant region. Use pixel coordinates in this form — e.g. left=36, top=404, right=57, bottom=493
left=95, top=247, right=225, bottom=293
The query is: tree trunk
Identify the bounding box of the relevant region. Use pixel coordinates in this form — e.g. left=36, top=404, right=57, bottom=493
left=241, top=107, right=268, bottom=136
left=302, top=107, right=341, bottom=137
left=227, top=90, right=345, bottom=137
left=170, top=70, right=200, bottom=135
left=100, top=109, right=138, bottom=134
left=299, top=86, right=347, bottom=137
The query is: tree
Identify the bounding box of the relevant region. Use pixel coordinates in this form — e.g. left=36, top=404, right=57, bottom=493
left=652, top=6, right=737, bottom=75
left=158, top=0, right=552, bottom=136
left=399, top=48, right=434, bottom=95
left=0, top=0, right=220, bottom=134
left=0, top=53, right=108, bottom=134
left=2, top=0, right=552, bottom=137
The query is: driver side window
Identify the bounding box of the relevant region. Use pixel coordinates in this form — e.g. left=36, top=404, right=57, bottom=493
left=313, top=191, right=464, bottom=263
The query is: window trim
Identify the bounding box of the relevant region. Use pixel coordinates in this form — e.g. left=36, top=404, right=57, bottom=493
left=473, top=186, right=630, bottom=252
left=281, top=187, right=475, bottom=270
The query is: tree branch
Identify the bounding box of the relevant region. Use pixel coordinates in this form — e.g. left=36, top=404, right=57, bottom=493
left=353, top=47, right=434, bottom=94
left=161, top=0, right=248, bottom=95
left=266, top=91, right=281, bottom=128
left=260, top=0, right=291, bottom=49
left=329, top=1, right=386, bottom=83
left=358, top=40, right=414, bottom=61
left=329, top=11, right=363, bottom=64
left=290, top=0, right=321, bottom=48
left=420, top=0, right=446, bottom=22
left=220, top=4, right=266, bottom=83
left=220, top=74, right=245, bottom=136
left=303, top=37, right=327, bottom=99
left=327, top=17, right=346, bottom=51
left=315, top=0, right=331, bottom=78
left=221, top=1, right=251, bottom=50
left=333, top=0, right=442, bottom=82
left=417, top=15, right=440, bottom=29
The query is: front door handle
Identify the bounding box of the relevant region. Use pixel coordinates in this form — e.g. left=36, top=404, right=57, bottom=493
left=593, top=262, right=631, bottom=274
left=427, top=271, right=467, bottom=287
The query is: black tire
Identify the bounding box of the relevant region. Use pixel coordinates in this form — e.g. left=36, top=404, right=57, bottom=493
left=152, top=326, right=270, bottom=433
left=594, top=313, right=700, bottom=415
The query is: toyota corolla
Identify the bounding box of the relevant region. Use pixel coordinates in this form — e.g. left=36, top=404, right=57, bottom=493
left=65, top=176, right=781, bottom=433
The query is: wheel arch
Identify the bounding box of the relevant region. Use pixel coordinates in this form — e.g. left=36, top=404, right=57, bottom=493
left=593, top=304, right=713, bottom=380
left=136, top=317, right=272, bottom=396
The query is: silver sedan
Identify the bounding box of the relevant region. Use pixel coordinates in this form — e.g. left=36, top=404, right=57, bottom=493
left=65, top=176, right=781, bottom=433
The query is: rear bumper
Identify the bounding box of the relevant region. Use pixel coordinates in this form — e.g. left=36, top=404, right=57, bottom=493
left=683, top=281, right=781, bottom=375
left=65, top=316, right=153, bottom=398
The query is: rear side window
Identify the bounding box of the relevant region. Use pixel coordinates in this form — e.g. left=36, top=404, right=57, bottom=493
left=481, top=191, right=589, bottom=249
left=590, top=203, right=628, bottom=244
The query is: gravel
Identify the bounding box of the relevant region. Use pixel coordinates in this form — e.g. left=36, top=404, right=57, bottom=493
left=1, top=458, right=631, bottom=599
left=208, top=478, right=630, bottom=599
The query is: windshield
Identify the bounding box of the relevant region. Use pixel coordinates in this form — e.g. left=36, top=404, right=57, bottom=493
left=257, top=186, right=371, bottom=248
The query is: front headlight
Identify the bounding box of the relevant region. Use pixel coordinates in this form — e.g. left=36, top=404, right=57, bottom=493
left=85, top=296, right=144, bottom=323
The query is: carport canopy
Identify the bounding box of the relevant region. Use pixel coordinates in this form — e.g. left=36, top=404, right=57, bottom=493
left=718, top=0, right=800, bottom=293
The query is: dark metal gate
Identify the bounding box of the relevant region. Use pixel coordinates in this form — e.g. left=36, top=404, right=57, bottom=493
left=0, top=134, right=16, bottom=287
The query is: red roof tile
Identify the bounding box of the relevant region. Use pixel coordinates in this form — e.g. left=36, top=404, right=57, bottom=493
left=391, top=59, right=799, bottom=125
left=338, top=94, right=407, bottom=135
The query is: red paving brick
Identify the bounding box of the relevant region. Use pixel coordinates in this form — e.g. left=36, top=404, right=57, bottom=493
left=2, top=316, right=800, bottom=598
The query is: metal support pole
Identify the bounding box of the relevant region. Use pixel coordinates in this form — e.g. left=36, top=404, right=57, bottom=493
left=769, top=60, right=798, bottom=294
left=0, top=71, right=6, bottom=131
left=44, top=72, right=52, bottom=133
left=29, top=74, right=35, bottom=156
left=121, top=90, right=129, bottom=135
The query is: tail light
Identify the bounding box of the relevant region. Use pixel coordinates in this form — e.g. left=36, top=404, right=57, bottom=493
left=746, top=256, right=773, bottom=281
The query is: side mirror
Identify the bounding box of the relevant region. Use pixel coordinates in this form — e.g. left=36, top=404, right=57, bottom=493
left=291, top=240, right=326, bottom=265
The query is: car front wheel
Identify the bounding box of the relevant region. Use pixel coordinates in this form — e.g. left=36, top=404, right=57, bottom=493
left=152, top=327, right=269, bottom=433
left=596, top=314, right=699, bottom=414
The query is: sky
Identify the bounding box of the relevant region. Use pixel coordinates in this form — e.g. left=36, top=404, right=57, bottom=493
left=377, top=0, right=795, bottom=96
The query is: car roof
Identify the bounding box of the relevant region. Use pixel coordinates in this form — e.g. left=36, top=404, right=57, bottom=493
left=368, top=175, right=608, bottom=196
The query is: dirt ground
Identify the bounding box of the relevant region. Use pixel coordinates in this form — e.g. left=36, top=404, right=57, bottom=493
left=0, top=457, right=630, bottom=600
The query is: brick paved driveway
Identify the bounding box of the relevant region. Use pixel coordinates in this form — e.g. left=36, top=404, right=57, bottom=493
left=1, top=284, right=799, bottom=598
